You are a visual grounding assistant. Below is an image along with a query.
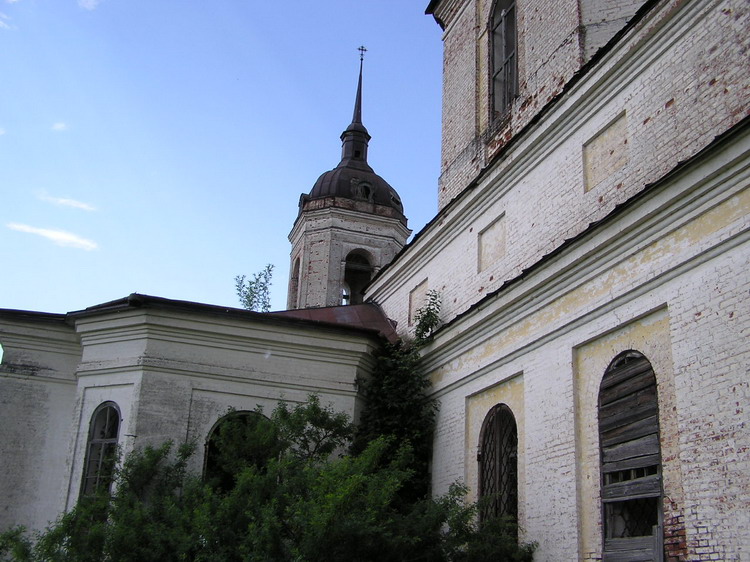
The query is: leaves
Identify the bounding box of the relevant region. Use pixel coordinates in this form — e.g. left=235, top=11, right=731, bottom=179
left=235, top=264, right=274, bottom=312
left=351, top=341, right=437, bottom=501
left=413, top=290, right=442, bottom=342
left=1, top=398, right=535, bottom=561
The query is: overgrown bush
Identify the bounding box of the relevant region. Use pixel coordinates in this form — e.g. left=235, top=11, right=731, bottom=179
left=1, top=385, right=535, bottom=561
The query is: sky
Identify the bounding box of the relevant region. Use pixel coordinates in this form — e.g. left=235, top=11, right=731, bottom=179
left=0, top=1, right=443, bottom=313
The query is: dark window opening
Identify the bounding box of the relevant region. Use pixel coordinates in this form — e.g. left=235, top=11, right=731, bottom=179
left=204, top=410, right=281, bottom=493
left=354, top=150, right=361, bottom=158
left=598, top=351, right=663, bottom=560
left=80, top=402, right=121, bottom=498
left=478, top=403, right=518, bottom=523
left=605, top=465, right=658, bottom=485
left=343, top=252, right=373, bottom=305
left=289, top=257, right=301, bottom=308
left=604, top=497, right=659, bottom=539
left=491, top=0, right=518, bottom=118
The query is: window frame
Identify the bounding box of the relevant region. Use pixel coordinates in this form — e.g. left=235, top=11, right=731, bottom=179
left=490, top=0, right=518, bottom=119
left=203, top=410, right=279, bottom=492
left=80, top=401, right=121, bottom=498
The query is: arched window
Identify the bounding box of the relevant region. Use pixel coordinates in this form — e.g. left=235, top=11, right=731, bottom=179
left=491, top=0, right=518, bottom=118
left=204, top=410, right=281, bottom=492
left=289, top=256, right=301, bottom=309
left=80, top=402, right=121, bottom=497
left=598, top=351, right=663, bottom=559
left=343, top=251, right=373, bottom=305
left=478, top=403, right=518, bottom=522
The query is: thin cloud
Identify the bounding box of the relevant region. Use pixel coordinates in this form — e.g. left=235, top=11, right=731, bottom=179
left=0, top=128, right=5, bottom=136
left=38, top=192, right=97, bottom=211
left=7, top=223, right=98, bottom=251
left=78, top=0, right=101, bottom=10
left=0, top=13, right=10, bottom=30
left=51, top=122, right=67, bottom=132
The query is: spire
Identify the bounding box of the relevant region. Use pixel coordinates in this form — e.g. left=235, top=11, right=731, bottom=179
left=340, top=46, right=371, bottom=169
left=351, top=46, right=366, bottom=125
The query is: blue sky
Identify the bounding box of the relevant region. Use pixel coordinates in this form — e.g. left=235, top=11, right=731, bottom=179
left=0, top=1, right=443, bottom=313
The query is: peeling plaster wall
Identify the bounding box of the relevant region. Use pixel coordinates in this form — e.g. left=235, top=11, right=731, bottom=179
left=0, top=306, right=379, bottom=532
left=423, top=145, right=750, bottom=559
left=288, top=206, right=409, bottom=309
left=369, top=0, right=750, bottom=337
left=0, top=317, right=80, bottom=533
left=64, top=308, right=379, bottom=503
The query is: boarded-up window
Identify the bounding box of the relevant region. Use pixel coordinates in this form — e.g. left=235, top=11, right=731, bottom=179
left=598, top=351, right=663, bottom=561
left=478, top=403, right=518, bottom=522
left=81, top=402, right=120, bottom=497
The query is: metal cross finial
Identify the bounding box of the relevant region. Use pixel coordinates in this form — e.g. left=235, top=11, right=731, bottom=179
left=358, top=45, right=367, bottom=62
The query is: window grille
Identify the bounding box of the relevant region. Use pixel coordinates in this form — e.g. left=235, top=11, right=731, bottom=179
left=478, top=403, right=518, bottom=522
left=80, top=402, right=120, bottom=497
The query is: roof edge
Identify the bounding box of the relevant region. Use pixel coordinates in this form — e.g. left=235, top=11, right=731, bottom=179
left=432, top=112, right=750, bottom=337
left=68, top=293, right=387, bottom=341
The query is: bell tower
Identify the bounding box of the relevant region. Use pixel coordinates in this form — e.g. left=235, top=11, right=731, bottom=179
left=287, top=50, right=411, bottom=309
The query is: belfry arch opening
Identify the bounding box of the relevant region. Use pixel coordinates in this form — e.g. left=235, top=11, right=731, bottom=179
left=343, top=251, right=373, bottom=305
left=289, top=257, right=301, bottom=309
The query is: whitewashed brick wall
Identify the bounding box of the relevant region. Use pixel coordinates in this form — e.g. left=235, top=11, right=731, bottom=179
left=369, top=0, right=749, bottom=340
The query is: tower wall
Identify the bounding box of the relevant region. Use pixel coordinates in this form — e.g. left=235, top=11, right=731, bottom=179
left=288, top=203, right=410, bottom=309
left=432, top=0, right=648, bottom=209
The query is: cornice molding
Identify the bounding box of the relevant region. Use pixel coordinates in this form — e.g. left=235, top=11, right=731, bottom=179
left=368, top=0, right=715, bottom=303
left=420, top=123, right=750, bottom=391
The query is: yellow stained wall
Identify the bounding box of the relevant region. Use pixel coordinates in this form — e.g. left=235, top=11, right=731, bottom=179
left=465, top=373, right=525, bottom=523
left=573, top=307, right=683, bottom=560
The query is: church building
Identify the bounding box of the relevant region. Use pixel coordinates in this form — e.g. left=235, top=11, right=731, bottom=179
left=1, top=0, right=748, bottom=560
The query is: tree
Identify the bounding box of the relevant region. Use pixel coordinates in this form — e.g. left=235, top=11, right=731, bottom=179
left=351, top=291, right=442, bottom=501
left=235, top=264, right=274, bottom=312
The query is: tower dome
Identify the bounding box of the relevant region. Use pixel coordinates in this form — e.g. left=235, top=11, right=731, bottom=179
left=287, top=50, right=411, bottom=310
left=299, top=54, right=406, bottom=223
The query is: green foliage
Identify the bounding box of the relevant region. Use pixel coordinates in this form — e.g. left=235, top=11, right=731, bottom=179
left=351, top=290, right=440, bottom=499
left=235, top=263, right=274, bottom=312
left=204, top=410, right=282, bottom=492
left=413, top=289, right=442, bottom=342
left=351, top=341, right=436, bottom=501
left=270, top=394, right=354, bottom=462
left=0, top=527, right=32, bottom=562
left=1, top=396, right=535, bottom=562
